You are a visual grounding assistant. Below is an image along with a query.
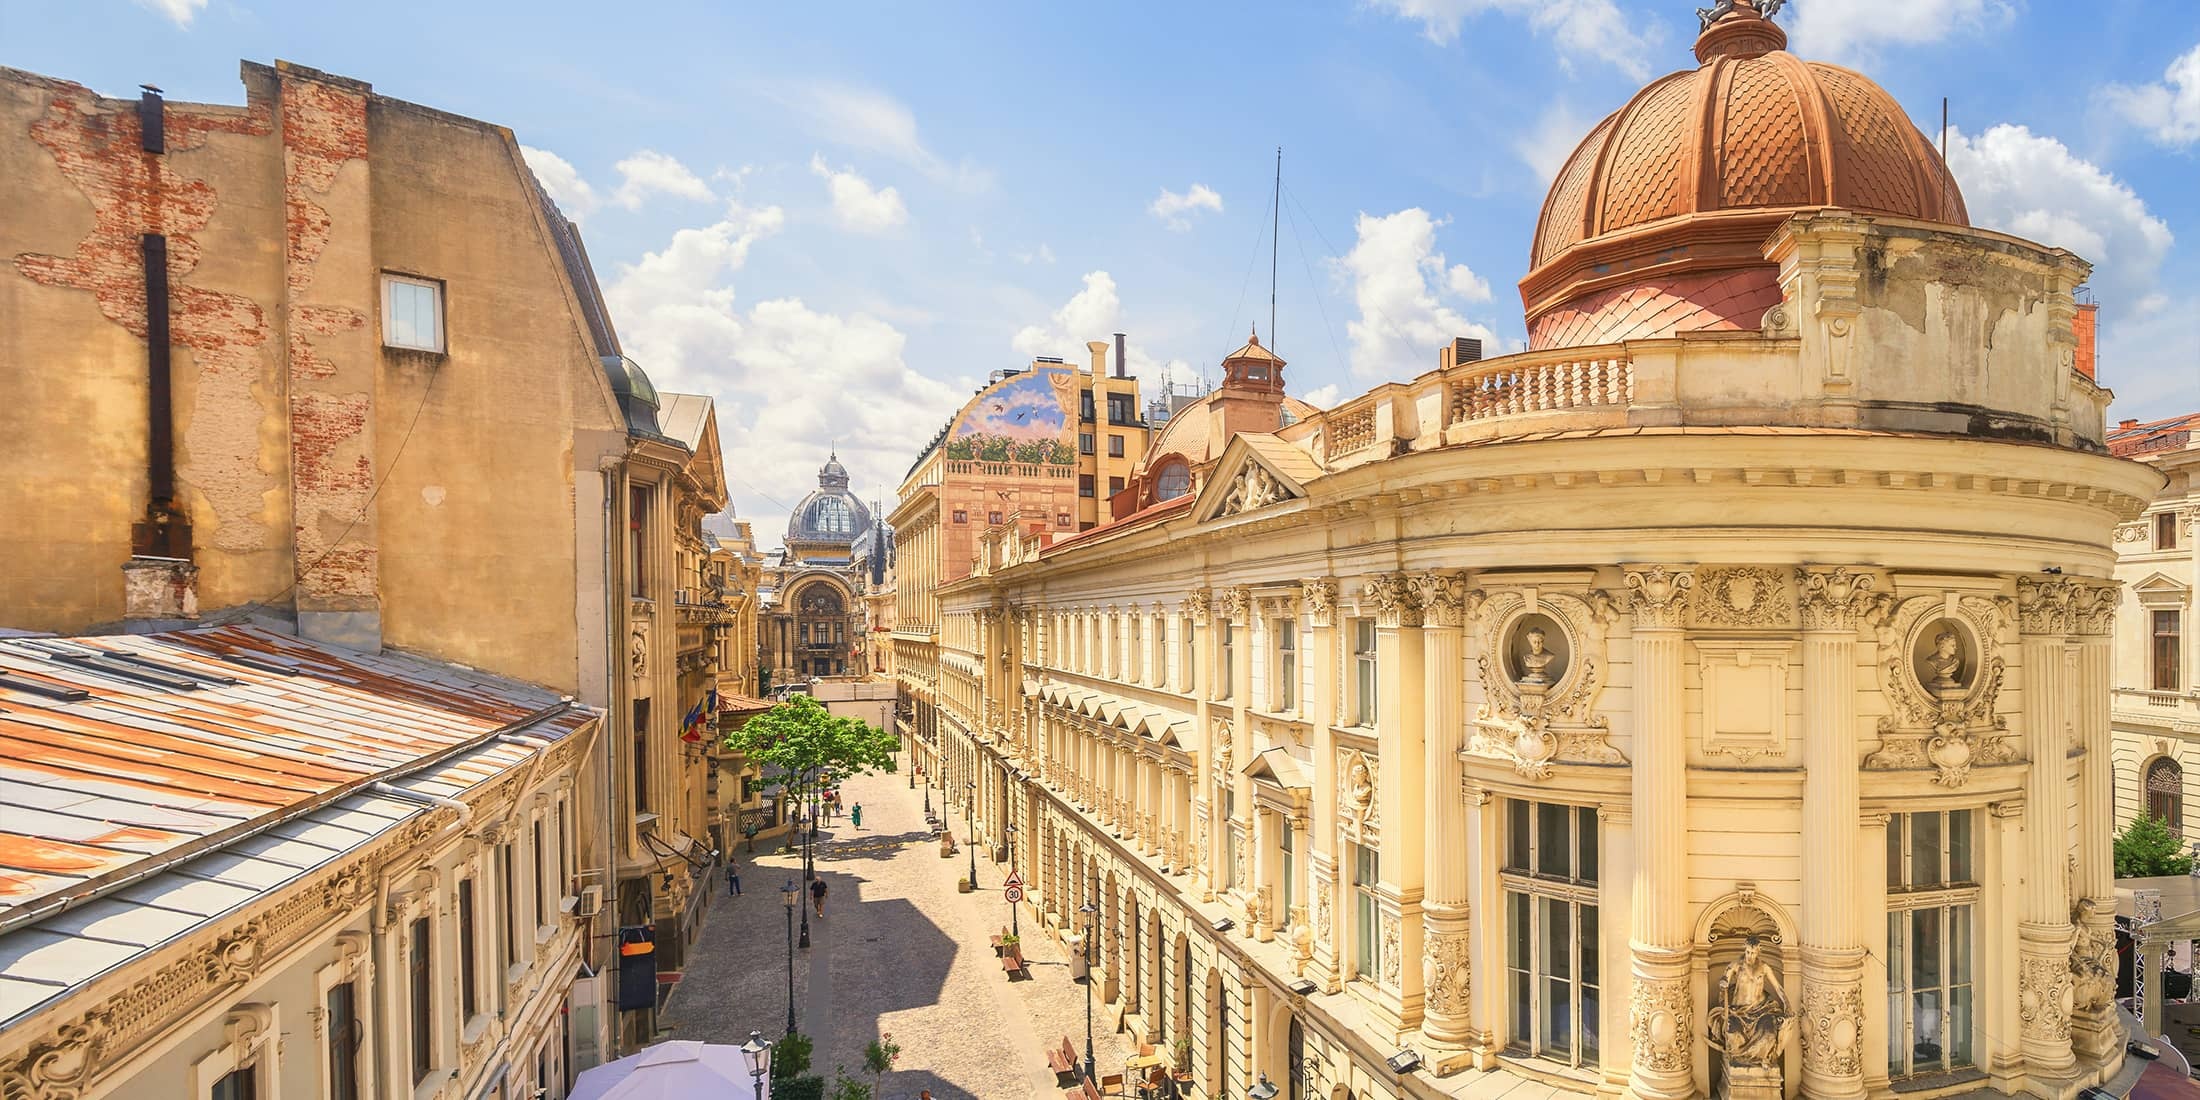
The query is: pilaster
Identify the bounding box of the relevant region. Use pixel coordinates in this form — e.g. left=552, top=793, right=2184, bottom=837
left=1796, top=566, right=1874, bottom=1100
left=1367, top=572, right=1426, bottom=1029
left=1414, top=571, right=1476, bottom=1052
left=1303, top=578, right=1342, bottom=994
left=2015, top=578, right=2078, bottom=1083
left=2070, top=581, right=2124, bottom=1061
left=1622, top=565, right=1693, bottom=1100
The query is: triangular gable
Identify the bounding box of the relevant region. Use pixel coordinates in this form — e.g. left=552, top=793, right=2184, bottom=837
left=687, top=410, right=729, bottom=509
left=1191, top=433, right=1321, bottom=523
left=1241, top=745, right=1311, bottom=790
left=2134, top=572, right=2190, bottom=598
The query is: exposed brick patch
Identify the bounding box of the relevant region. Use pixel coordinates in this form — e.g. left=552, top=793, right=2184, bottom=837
left=11, top=81, right=281, bottom=554
left=280, top=74, right=375, bottom=605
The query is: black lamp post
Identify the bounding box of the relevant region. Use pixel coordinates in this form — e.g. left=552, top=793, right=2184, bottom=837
left=741, top=1031, right=772, bottom=1099
left=780, top=881, right=798, bottom=1034
left=1006, top=821, right=1019, bottom=938
left=966, top=779, right=979, bottom=887
left=1079, top=891, right=1098, bottom=1085
left=797, top=786, right=812, bottom=950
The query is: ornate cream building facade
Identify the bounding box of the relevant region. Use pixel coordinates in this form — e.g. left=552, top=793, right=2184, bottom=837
left=910, top=5, right=2161, bottom=1099
left=2106, top=415, right=2198, bottom=837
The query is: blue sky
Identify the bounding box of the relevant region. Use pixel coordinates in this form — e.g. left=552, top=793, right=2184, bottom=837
left=7, top=0, right=2197, bottom=541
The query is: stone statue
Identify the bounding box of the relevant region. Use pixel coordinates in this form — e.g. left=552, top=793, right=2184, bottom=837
left=1519, top=625, right=1557, bottom=685
left=1924, top=629, right=1964, bottom=693
left=629, top=622, right=649, bottom=680
left=1345, top=755, right=1375, bottom=822
left=1709, top=935, right=1789, bottom=1094
left=1290, top=917, right=1314, bottom=976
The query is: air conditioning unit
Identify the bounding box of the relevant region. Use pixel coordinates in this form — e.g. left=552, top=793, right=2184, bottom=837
left=574, top=885, right=604, bottom=918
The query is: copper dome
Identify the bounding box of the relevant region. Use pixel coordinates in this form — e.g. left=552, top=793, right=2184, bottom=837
left=1520, top=1, right=1968, bottom=350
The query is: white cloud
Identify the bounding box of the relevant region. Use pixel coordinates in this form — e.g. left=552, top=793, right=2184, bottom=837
left=782, top=82, right=992, bottom=192
left=1300, top=384, right=1342, bottom=409
left=1515, top=100, right=1587, bottom=184
left=1337, top=208, right=1497, bottom=380
left=1011, top=272, right=1199, bottom=389
left=521, top=147, right=716, bottom=220
left=137, top=0, right=204, bottom=26
left=2100, top=293, right=2200, bottom=423
left=1017, top=243, right=1057, bottom=265
left=1789, top=0, right=2008, bottom=63
left=2100, top=41, right=2200, bottom=148
left=1943, top=124, right=2174, bottom=306
left=521, top=146, right=600, bottom=219
left=809, top=155, right=909, bottom=233
left=611, top=150, right=714, bottom=210
left=603, top=202, right=961, bottom=543
left=1149, top=184, right=1225, bottom=231
left=1367, top=0, right=1659, bottom=81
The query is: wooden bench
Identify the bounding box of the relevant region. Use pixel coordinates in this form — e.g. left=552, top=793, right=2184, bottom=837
left=1059, top=1078, right=1102, bottom=1100
left=1046, top=1037, right=1078, bottom=1081
left=988, top=927, right=1013, bottom=953
left=1000, top=951, right=1028, bottom=979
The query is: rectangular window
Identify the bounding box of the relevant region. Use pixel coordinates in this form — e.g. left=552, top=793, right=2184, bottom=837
left=632, top=700, right=651, bottom=814
left=1129, top=616, right=1143, bottom=684
left=1080, top=389, right=1096, bottom=422
left=952, top=509, right=968, bottom=524
left=499, top=844, right=517, bottom=969
left=1353, top=845, right=1380, bottom=981
left=1056, top=513, right=1071, bottom=527
left=1218, top=622, right=1234, bottom=701
left=1079, top=475, right=1095, bottom=498
left=533, top=819, right=548, bottom=929
left=211, top=1068, right=257, bottom=1100
left=1108, top=476, right=1124, bottom=495
left=988, top=510, right=1003, bottom=525
left=1353, top=619, right=1378, bottom=726
left=327, top=980, right=361, bottom=1100
left=1108, top=435, right=1125, bottom=458
left=1108, top=392, right=1135, bottom=424
left=2160, top=511, right=2182, bottom=550
left=458, top=879, right=479, bottom=1020
left=1079, top=432, right=1095, bottom=455
left=409, top=916, right=433, bottom=1084
left=1183, top=618, right=1197, bottom=694
left=1275, top=620, right=1297, bottom=712
left=1502, top=800, right=1600, bottom=1067
left=1278, top=825, right=1295, bottom=931
left=2156, top=610, right=2183, bottom=692
left=627, top=487, right=649, bottom=597
left=382, top=273, right=444, bottom=352
left=1886, top=810, right=1977, bottom=1078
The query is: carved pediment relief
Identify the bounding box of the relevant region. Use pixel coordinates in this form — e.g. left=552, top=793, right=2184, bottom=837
left=1865, top=594, right=2016, bottom=786
left=1193, top=434, right=1317, bottom=523
left=1468, top=589, right=1625, bottom=778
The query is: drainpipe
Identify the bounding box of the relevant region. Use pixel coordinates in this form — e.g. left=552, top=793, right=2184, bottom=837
left=600, top=460, right=623, bottom=1058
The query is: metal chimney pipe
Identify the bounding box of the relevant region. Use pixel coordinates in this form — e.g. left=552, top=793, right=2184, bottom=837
left=1114, top=333, right=1126, bottom=379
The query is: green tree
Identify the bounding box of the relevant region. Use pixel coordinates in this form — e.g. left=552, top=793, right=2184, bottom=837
left=723, top=696, right=898, bottom=831
left=829, top=1068, right=873, bottom=1100
left=771, top=1031, right=814, bottom=1081
left=863, top=1033, right=901, bottom=1095
left=2114, top=814, right=2194, bottom=877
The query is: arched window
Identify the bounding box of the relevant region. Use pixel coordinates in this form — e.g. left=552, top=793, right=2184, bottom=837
left=812, top=497, right=851, bottom=535
left=1155, top=462, right=1191, bottom=502
left=2147, top=756, right=2185, bottom=833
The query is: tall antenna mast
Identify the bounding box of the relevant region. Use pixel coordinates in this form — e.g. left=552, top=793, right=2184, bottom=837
left=1270, top=146, right=1281, bottom=351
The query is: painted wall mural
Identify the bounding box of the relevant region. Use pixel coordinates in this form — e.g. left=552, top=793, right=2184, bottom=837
left=944, top=367, right=1078, bottom=465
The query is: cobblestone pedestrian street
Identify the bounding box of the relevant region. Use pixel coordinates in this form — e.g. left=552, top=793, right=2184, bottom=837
left=662, top=765, right=1137, bottom=1099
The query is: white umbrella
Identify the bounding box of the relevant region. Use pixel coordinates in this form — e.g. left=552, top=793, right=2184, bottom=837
left=571, top=1040, right=768, bottom=1100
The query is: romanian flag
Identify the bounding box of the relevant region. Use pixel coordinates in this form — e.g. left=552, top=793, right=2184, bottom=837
left=680, top=697, right=706, bottom=743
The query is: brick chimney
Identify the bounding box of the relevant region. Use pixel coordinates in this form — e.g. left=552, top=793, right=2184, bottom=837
left=2074, top=302, right=2099, bottom=381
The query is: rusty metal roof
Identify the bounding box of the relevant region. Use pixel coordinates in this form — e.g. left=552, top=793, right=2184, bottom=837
left=0, top=624, right=595, bottom=1027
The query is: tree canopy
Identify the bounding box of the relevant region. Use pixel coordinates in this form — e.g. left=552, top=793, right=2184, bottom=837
left=2113, top=814, right=2194, bottom=878
left=723, top=695, right=898, bottom=801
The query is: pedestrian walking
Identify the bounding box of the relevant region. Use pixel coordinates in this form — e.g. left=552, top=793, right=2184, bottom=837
left=851, top=803, right=863, bottom=829
left=726, top=860, right=741, bottom=896
left=809, top=876, right=828, bottom=917
left=742, top=820, right=758, bottom=853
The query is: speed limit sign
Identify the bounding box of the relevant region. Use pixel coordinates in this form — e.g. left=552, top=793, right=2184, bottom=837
left=1004, top=884, right=1025, bottom=903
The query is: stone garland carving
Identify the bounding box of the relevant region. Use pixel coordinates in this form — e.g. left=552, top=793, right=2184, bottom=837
left=1363, top=573, right=1423, bottom=629
left=2019, top=953, right=2075, bottom=1043
left=1692, top=567, right=1794, bottom=628
left=1468, top=591, right=1624, bottom=779
left=1623, top=566, right=1695, bottom=630
left=1795, top=566, right=1877, bottom=632
left=1337, top=749, right=1380, bottom=848
left=1310, top=874, right=1334, bottom=958
left=1629, top=976, right=1693, bottom=1074
left=1232, top=834, right=1250, bottom=900
left=1866, top=595, right=2014, bottom=786
left=1216, top=461, right=1292, bottom=517
left=1379, top=914, right=1403, bottom=988
left=1798, top=977, right=1864, bottom=1079
left=1211, top=719, right=1234, bottom=786
left=1301, top=579, right=1337, bottom=627
left=2115, top=522, right=2147, bottom=544
left=1423, top=928, right=1473, bottom=1015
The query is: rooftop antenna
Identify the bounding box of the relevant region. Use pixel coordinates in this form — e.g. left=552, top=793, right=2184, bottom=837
left=1269, top=146, right=1282, bottom=352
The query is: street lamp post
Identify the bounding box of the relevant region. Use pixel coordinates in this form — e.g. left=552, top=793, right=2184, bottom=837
left=966, top=780, right=979, bottom=887
left=797, top=788, right=812, bottom=950
left=780, top=882, right=798, bottom=1035
left=741, top=1030, right=773, bottom=1100
left=1079, top=891, right=1098, bottom=1085
left=1006, top=821, right=1019, bottom=938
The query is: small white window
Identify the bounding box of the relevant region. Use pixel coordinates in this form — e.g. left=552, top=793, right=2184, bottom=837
left=383, top=274, right=444, bottom=352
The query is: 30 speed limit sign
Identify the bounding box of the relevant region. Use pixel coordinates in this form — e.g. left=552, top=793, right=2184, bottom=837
left=1004, top=884, right=1025, bottom=903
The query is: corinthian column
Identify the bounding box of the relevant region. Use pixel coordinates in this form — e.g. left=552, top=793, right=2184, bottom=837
left=1621, top=565, right=1694, bottom=1100
left=2070, top=581, right=2124, bottom=1060
left=1302, top=578, right=1343, bottom=993
left=2015, top=578, right=2078, bottom=1081
left=1366, top=572, right=1426, bottom=1030
left=1414, top=571, right=1477, bottom=1050
left=1796, top=567, right=1874, bottom=1100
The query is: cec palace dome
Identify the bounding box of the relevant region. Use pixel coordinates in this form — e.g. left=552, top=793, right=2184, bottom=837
left=1522, top=0, right=1969, bottom=349
left=784, top=452, right=872, bottom=547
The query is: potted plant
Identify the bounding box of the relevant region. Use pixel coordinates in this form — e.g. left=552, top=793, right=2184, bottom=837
left=1171, top=1036, right=1193, bottom=1076
left=958, top=875, right=973, bottom=893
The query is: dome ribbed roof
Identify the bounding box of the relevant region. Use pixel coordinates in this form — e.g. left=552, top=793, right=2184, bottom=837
left=1520, top=1, right=1968, bottom=349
